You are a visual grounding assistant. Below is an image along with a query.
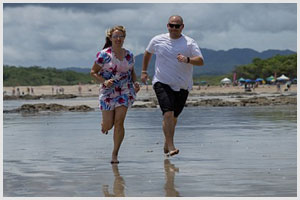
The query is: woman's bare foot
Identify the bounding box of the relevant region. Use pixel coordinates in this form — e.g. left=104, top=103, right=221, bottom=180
left=101, top=129, right=108, bottom=135
left=111, top=155, right=119, bottom=164
left=110, top=160, right=119, bottom=164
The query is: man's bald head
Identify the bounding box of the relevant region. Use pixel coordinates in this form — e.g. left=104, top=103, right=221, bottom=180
left=168, top=15, right=184, bottom=24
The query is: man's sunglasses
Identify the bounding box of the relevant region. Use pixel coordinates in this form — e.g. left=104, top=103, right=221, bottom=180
left=168, top=23, right=182, bottom=29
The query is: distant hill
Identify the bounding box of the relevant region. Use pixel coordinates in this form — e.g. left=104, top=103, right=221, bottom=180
left=134, top=48, right=296, bottom=76
left=63, top=48, right=296, bottom=76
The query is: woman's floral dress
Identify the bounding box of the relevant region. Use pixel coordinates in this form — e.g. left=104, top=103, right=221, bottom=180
left=95, top=47, right=136, bottom=110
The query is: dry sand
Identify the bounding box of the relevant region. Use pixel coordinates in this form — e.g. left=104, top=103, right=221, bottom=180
left=3, top=84, right=297, bottom=97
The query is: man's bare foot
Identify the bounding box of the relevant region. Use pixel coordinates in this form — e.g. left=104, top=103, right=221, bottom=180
left=168, top=149, right=179, bottom=157
left=164, top=143, right=169, bottom=154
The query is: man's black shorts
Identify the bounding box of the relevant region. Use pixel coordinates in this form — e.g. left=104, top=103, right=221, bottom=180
left=153, top=82, right=189, bottom=118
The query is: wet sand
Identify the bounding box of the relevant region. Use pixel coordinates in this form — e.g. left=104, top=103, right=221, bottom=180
left=3, top=105, right=297, bottom=197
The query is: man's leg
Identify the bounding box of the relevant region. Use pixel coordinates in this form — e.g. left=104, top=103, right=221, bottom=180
left=164, top=117, right=177, bottom=154
left=153, top=82, right=179, bottom=156
left=164, top=89, right=188, bottom=156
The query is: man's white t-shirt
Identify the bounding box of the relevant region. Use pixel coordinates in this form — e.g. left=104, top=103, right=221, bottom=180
left=146, top=33, right=203, bottom=91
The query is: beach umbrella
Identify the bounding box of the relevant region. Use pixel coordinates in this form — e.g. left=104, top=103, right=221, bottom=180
left=266, top=76, right=274, bottom=81
left=266, top=76, right=275, bottom=83
left=200, top=81, right=207, bottom=85
left=245, top=79, right=255, bottom=84
left=220, top=78, right=232, bottom=84
left=238, top=77, right=246, bottom=83
left=277, top=74, right=290, bottom=81
left=255, top=78, right=264, bottom=82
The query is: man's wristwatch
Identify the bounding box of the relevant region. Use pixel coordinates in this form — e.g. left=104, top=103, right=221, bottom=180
left=186, top=57, right=190, bottom=63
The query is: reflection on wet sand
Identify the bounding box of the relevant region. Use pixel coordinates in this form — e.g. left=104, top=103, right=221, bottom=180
left=164, top=159, right=180, bottom=197
left=102, top=164, right=125, bottom=197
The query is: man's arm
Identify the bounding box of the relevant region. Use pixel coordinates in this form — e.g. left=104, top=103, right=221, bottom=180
left=141, top=51, right=153, bottom=84
left=177, top=54, right=204, bottom=66
left=189, top=56, right=204, bottom=66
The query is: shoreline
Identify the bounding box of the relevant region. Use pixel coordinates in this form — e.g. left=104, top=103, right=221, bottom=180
left=3, top=84, right=297, bottom=97
left=3, top=84, right=297, bottom=111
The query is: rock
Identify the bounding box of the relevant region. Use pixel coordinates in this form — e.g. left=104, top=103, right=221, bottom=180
left=4, top=103, right=94, bottom=113
left=3, top=94, right=77, bottom=100
left=132, top=101, right=157, bottom=108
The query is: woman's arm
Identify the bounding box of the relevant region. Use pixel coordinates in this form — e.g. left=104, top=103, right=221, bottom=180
left=90, top=62, right=105, bottom=83
left=131, top=67, right=140, bottom=93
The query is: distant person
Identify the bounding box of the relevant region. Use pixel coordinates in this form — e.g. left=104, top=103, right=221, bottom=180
left=286, top=81, right=291, bottom=91
left=52, top=86, right=54, bottom=95
left=56, top=87, right=59, bottom=95
left=90, top=25, right=140, bottom=164
left=12, top=87, right=16, bottom=96
left=31, top=87, right=34, bottom=95
left=276, top=81, right=281, bottom=92
left=78, top=83, right=82, bottom=95
left=16, top=88, right=20, bottom=96
left=141, top=15, right=204, bottom=157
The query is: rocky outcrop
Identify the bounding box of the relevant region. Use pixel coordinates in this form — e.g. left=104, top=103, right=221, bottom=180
left=133, top=95, right=297, bottom=108
left=3, top=94, right=77, bottom=100
left=4, top=103, right=94, bottom=113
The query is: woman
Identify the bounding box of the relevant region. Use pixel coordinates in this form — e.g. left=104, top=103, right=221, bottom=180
left=91, top=25, right=140, bottom=164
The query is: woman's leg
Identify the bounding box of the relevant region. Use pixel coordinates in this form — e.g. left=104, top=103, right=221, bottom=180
left=102, top=110, right=115, bottom=134
left=111, top=106, right=128, bottom=163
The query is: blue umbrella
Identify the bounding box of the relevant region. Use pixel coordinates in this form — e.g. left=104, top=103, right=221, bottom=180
left=255, top=78, right=264, bottom=82
left=245, top=79, right=254, bottom=83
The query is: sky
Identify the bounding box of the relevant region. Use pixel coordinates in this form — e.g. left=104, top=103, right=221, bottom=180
left=2, top=3, right=298, bottom=69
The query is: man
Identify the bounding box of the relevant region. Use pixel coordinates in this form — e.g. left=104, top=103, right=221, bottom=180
left=141, top=15, right=204, bottom=157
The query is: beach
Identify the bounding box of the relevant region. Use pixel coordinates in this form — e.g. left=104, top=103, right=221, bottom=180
left=3, top=83, right=297, bottom=197
left=3, top=83, right=297, bottom=97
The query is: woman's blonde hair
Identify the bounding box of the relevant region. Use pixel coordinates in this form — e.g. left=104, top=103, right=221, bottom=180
left=103, top=25, right=126, bottom=49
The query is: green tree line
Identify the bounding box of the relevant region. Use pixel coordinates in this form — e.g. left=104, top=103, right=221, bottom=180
left=3, top=65, right=93, bottom=86
left=233, top=54, right=297, bottom=80
left=3, top=53, right=297, bottom=86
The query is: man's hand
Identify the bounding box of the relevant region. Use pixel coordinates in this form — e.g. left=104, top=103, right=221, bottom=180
left=177, top=54, right=188, bottom=63
left=134, top=82, right=140, bottom=93
left=141, top=72, right=148, bottom=84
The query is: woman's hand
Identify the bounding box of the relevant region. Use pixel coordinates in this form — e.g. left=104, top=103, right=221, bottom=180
left=104, top=79, right=114, bottom=87
left=134, top=82, right=140, bottom=93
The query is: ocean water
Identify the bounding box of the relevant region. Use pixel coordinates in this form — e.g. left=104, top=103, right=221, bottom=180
left=3, top=102, right=297, bottom=197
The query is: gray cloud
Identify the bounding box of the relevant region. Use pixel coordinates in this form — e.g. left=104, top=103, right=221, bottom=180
left=3, top=3, right=297, bottom=68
